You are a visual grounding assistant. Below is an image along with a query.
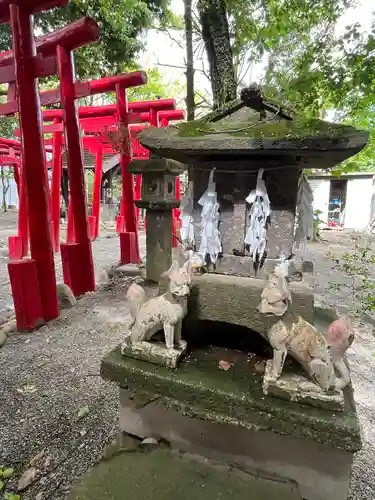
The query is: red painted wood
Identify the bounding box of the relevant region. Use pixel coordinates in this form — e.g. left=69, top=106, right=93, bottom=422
left=149, top=108, right=158, bottom=127
left=88, top=216, right=96, bottom=241
left=38, top=72, right=147, bottom=108
left=60, top=242, right=87, bottom=296
left=0, top=0, right=68, bottom=23
left=66, top=201, right=75, bottom=243
left=172, top=176, right=181, bottom=248
left=116, top=216, right=125, bottom=233
left=8, top=258, right=45, bottom=331
left=0, top=155, right=20, bottom=165
left=92, top=146, right=103, bottom=239
left=8, top=235, right=22, bottom=259
left=119, top=232, right=138, bottom=264
left=10, top=4, right=58, bottom=321
left=116, top=84, right=140, bottom=263
left=57, top=44, right=95, bottom=293
left=18, top=166, right=29, bottom=256
left=51, top=121, right=62, bottom=253
left=40, top=102, right=179, bottom=124
left=0, top=17, right=96, bottom=64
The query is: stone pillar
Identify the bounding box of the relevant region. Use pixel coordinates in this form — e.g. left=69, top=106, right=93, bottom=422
left=128, top=155, right=184, bottom=283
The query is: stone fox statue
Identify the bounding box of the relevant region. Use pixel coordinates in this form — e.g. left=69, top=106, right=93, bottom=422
left=122, top=260, right=192, bottom=352
left=258, top=266, right=354, bottom=392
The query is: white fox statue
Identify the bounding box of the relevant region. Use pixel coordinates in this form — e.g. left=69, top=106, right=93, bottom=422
left=121, top=260, right=192, bottom=353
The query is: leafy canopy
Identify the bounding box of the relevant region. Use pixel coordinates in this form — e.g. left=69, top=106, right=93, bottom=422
left=0, top=0, right=172, bottom=78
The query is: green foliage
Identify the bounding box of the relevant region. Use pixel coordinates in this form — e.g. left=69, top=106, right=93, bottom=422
left=0, top=0, right=172, bottom=79
left=92, top=65, right=185, bottom=105
left=312, top=209, right=325, bottom=240
left=328, top=233, right=375, bottom=317
left=223, top=0, right=375, bottom=174
left=0, top=466, right=19, bottom=500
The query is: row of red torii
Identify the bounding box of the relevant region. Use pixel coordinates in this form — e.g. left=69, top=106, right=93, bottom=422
left=0, top=0, right=185, bottom=331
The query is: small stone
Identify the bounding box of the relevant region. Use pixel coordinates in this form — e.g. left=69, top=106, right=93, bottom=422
left=17, top=466, right=37, bottom=491
left=56, top=283, right=77, bottom=309
left=1, top=318, right=17, bottom=336
left=219, top=360, right=232, bottom=371
left=0, top=329, right=7, bottom=347
left=141, top=437, right=158, bottom=445
left=96, top=270, right=110, bottom=285
left=35, top=492, right=44, bottom=500
left=30, top=449, right=45, bottom=467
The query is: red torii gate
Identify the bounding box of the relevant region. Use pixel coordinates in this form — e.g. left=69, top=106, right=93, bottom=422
left=0, top=0, right=107, bottom=329
left=40, top=108, right=184, bottom=240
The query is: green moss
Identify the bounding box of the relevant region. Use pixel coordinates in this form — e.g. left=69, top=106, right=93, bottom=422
left=176, top=115, right=357, bottom=141
left=101, top=345, right=361, bottom=452
left=69, top=447, right=301, bottom=500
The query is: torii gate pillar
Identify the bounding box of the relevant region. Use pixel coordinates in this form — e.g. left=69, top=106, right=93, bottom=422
left=4, top=1, right=62, bottom=327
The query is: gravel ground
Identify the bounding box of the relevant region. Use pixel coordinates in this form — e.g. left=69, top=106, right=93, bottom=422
left=0, top=211, right=374, bottom=500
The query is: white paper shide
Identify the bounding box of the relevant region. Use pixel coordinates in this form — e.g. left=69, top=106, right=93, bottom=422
left=179, top=181, right=195, bottom=249
left=197, top=168, right=222, bottom=265
left=244, top=168, right=270, bottom=263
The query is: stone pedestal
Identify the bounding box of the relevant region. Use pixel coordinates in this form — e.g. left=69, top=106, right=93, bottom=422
left=101, top=345, right=361, bottom=500
left=137, top=204, right=174, bottom=283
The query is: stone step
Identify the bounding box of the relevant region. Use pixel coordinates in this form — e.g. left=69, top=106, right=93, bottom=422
left=69, top=444, right=302, bottom=500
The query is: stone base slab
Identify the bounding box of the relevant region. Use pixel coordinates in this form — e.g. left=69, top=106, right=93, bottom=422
left=121, top=340, right=187, bottom=369
left=263, top=360, right=344, bottom=412
left=118, top=389, right=353, bottom=500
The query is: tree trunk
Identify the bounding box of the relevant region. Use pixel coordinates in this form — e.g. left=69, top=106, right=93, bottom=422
left=184, top=0, right=195, bottom=121
left=197, top=0, right=237, bottom=109
left=1, top=167, right=9, bottom=212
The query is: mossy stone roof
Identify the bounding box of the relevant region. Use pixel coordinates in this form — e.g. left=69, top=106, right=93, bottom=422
left=138, top=100, right=369, bottom=169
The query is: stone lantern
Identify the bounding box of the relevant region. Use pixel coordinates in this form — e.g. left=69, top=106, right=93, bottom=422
left=127, top=154, right=185, bottom=282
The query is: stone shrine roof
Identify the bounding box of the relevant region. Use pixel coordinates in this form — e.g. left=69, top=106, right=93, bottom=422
left=138, top=96, right=369, bottom=169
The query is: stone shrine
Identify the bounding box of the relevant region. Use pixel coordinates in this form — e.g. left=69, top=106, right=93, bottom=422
left=101, top=90, right=368, bottom=500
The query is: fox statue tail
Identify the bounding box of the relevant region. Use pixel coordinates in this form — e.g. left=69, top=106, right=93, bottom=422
left=126, top=283, right=146, bottom=328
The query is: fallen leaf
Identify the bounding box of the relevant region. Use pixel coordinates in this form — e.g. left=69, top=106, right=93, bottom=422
left=2, top=467, right=14, bottom=478
left=16, top=384, right=37, bottom=395
left=43, top=456, right=53, bottom=469
left=219, top=360, right=233, bottom=371
left=0, top=479, right=4, bottom=491
left=108, top=323, right=121, bottom=330
left=77, top=406, right=90, bottom=420
left=29, top=449, right=45, bottom=467
left=17, top=466, right=37, bottom=491
left=4, top=494, right=21, bottom=500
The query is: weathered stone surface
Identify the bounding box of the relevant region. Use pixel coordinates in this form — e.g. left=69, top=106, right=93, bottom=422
left=190, top=165, right=301, bottom=259
left=137, top=106, right=369, bottom=168
left=262, top=360, right=344, bottom=411
left=185, top=274, right=314, bottom=335
left=117, top=389, right=354, bottom=500
left=144, top=210, right=173, bottom=283
left=100, top=345, right=361, bottom=453
left=0, top=329, right=7, bottom=347
left=68, top=447, right=302, bottom=500
left=57, top=283, right=77, bottom=309
left=210, top=255, right=302, bottom=279
left=121, top=340, right=187, bottom=369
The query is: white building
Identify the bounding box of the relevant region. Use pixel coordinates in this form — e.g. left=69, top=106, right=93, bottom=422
left=308, top=172, right=375, bottom=230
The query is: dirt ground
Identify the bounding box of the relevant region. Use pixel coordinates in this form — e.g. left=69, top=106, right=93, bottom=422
left=0, top=211, right=374, bottom=500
